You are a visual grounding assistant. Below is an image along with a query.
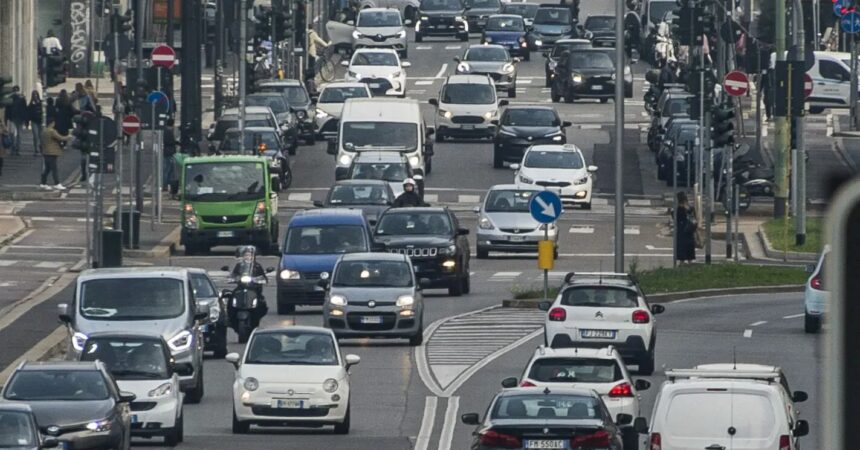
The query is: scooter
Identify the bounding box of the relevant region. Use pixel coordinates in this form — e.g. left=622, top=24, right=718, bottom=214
left=220, top=265, right=273, bottom=343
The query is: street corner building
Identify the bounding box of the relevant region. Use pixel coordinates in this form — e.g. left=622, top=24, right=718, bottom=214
left=0, top=0, right=39, bottom=97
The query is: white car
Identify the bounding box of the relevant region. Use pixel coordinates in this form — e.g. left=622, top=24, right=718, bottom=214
left=314, top=82, right=372, bottom=138
left=804, top=244, right=829, bottom=333
left=429, top=74, right=507, bottom=141
left=342, top=48, right=410, bottom=97
left=540, top=272, right=665, bottom=375
left=228, top=326, right=361, bottom=434
left=511, top=144, right=597, bottom=209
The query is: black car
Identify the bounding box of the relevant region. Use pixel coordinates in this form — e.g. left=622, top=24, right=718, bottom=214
left=582, top=15, right=617, bottom=47
left=256, top=79, right=317, bottom=144
left=374, top=207, right=471, bottom=296
left=492, top=106, right=570, bottom=168
left=542, top=38, right=592, bottom=86
left=528, top=6, right=576, bottom=50
left=190, top=268, right=230, bottom=358
left=206, top=112, right=279, bottom=153
left=2, top=361, right=134, bottom=450
left=500, top=2, right=539, bottom=28
left=217, top=127, right=293, bottom=190
left=461, top=387, right=643, bottom=450
left=595, top=48, right=634, bottom=98
left=464, top=0, right=502, bottom=33
left=314, top=179, right=396, bottom=227
left=245, top=92, right=300, bottom=153
left=550, top=49, right=616, bottom=103
left=415, top=0, right=470, bottom=42
left=0, top=404, right=59, bottom=449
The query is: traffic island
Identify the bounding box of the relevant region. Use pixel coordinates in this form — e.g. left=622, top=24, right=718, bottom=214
left=758, top=217, right=823, bottom=261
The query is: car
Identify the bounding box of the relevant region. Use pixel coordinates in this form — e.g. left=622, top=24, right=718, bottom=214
left=454, top=45, right=520, bottom=98
left=314, top=82, right=372, bottom=139
left=512, top=144, right=597, bottom=209
left=79, top=333, right=188, bottom=446
left=374, top=207, right=472, bottom=296
left=227, top=326, right=361, bottom=434
left=189, top=268, right=229, bottom=359
left=500, top=2, right=539, bottom=27
left=342, top=48, right=411, bottom=97
left=345, top=151, right=422, bottom=198
left=1, top=361, right=135, bottom=450
left=206, top=109, right=281, bottom=153
left=256, top=79, right=317, bottom=144
left=430, top=74, right=508, bottom=141
left=655, top=119, right=698, bottom=185
left=352, top=8, right=409, bottom=57
left=464, top=0, right=502, bottom=32
left=804, top=51, right=859, bottom=114
left=481, top=14, right=530, bottom=60
left=648, top=367, right=809, bottom=450
left=244, top=92, right=300, bottom=150
left=581, top=14, right=616, bottom=47
left=540, top=272, right=665, bottom=374
left=595, top=48, right=634, bottom=98
left=321, top=252, right=426, bottom=344
left=502, top=346, right=651, bottom=450
left=315, top=180, right=395, bottom=227
left=542, top=38, right=592, bottom=86
left=474, top=184, right=559, bottom=258
left=277, top=209, right=375, bottom=314
left=460, top=386, right=641, bottom=450
left=217, top=127, right=293, bottom=190
left=414, top=0, right=469, bottom=42
left=528, top=5, right=576, bottom=50
left=358, top=0, right=422, bottom=23
left=550, top=49, right=617, bottom=103
left=0, top=404, right=60, bottom=449
left=492, top=106, right=570, bottom=168
left=804, top=245, right=829, bottom=333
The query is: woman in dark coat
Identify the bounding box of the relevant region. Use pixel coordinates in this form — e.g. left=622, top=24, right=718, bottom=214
left=675, top=191, right=696, bottom=263
left=53, top=90, right=76, bottom=137
left=27, top=91, right=43, bottom=155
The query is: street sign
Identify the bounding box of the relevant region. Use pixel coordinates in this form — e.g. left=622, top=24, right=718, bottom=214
left=843, top=11, right=860, bottom=33
left=723, top=70, right=749, bottom=97
left=147, top=90, right=169, bottom=110
left=804, top=73, right=813, bottom=99
left=835, top=0, right=846, bottom=17
left=122, top=114, right=141, bottom=135
left=151, top=44, right=176, bottom=68
left=529, top=191, right=562, bottom=224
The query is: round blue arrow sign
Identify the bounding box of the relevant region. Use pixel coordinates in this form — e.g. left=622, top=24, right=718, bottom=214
left=842, top=11, right=860, bottom=33
left=147, top=90, right=168, bottom=105
left=529, top=190, right=562, bottom=224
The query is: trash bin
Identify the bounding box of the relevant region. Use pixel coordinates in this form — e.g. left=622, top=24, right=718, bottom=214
left=112, top=210, right=141, bottom=249
left=101, top=230, right=123, bottom=268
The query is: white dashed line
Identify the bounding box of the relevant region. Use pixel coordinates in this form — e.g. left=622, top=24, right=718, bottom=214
left=743, top=329, right=753, bottom=338
left=435, top=63, right=449, bottom=78
left=416, top=46, right=432, bottom=50
left=423, top=194, right=439, bottom=203
left=750, top=321, right=767, bottom=327
left=287, top=192, right=312, bottom=201
left=783, top=313, right=805, bottom=319
left=518, top=79, right=532, bottom=84
left=568, top=225, right=595, bottom=234
left=414, top=80, right=435, bottom=85
left=444, top=45, right=462, bottom=50
left=623, top=226, right=640, bottom=235
left=458, top=194, right=480, bottom=203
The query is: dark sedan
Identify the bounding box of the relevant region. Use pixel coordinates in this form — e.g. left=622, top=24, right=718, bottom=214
left=595, top=48, right=634, bottom=98
left=256, top=79, right=317, bottom=145
left=455, top=45, right=519, bottom=97
left=550, top=49, right=617, bottom=103
left=464, top=0, right=502, bottom=32
left=542, top=38, right=592, bottom=86
left=314, top=179, right=395, bottom=227
left=500, top=2, right=539, bottom=28
left=492, top=106, right=570, bottom=168
left=415, top=0, right=469, bottom=41
left=582, top=15, right=617, bottom=47
left=0, top=404, right=59, bottom=449
left=244, top=92, right=300, bottom=152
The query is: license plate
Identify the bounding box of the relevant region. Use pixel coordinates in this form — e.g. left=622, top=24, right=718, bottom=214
left=131, top=414, right=139, bottom=424
left=369, top=83, right=381, bottom=88
left=60, top=443, right=71, bottom=450
left=581, top=329, right=616, bottom=339
left=361, top=315, right=383, bottom=324
left=591, top=85, right=604, bottom=91
left=509, top=235, right=527, bottom=242
left=525, top=440, right=565, bottom=449
left=217, top=230, right=234, bottom=238
left=462, top=125, right=475, bottom=130
left=275, top=399, right=304, bottom=409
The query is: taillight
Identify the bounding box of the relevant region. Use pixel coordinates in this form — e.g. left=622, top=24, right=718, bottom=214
left=810, top=275, right=823, bottom=290
left=479, top=430, right=521, bottom=448
left=520, top=380, right=536, bottom=387
left=632, top=309, right=650, bottom=324
left=649, top=433, right=661, bottom=450
left=570, top=430, right=611, bottom=447
left=779, top=435, right=791, bottom=450
left=549, top=307, right=566, bottom=321
left=608, top=382, right=634, bottom=397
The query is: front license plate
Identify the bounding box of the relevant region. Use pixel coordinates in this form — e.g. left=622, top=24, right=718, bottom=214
left=217, top=230, right=234, bottom=238
left=131, top=414, right=139, bottom=424
left=581, top=329, right=616, bottom=339
left=591, top=85, right=604, bottom=91
left=462, top=125, right=475, bottom=130
left=509, top=235, right=527, bottom=242
left=525, top=440, right=565, bottom=449
left=361, top=315, right=383, bottom=324
left=369, top=83, right=381, bottom=88
left=275, top=399, right=304, bottom=409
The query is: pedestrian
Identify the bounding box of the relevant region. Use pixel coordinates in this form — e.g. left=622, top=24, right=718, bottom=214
left=45, top=97, right=57, bottom=125
left=73, top=82, right=95, bottom=113
left=40, top=117, right=73, bottom=190
left=54, top=90, right=76, bottom=136
left=307, top=23, right=330, bottom=83
left=42, top=29, right=63, bottom=55
left=4, top=86, right=27, bottom=156
left=674, top=191, right=697, bottom=264
left=0, top=121, right=10, bottom=177
left=162, top=119, right=178, bottom=192
left=658, top=57, right=679, bottom=90
left=27, top=91, right=43, bottom=155
left=84, top=80, right=99, bottom=106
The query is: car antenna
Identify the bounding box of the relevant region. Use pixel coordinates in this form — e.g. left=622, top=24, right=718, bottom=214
left=732, top=346, right=737, bottom=370
left=599, top=261, right=603, bottom=284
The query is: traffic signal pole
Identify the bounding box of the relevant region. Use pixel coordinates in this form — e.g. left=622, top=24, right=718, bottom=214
left=772, top=0, right=789, bottom=218
left=614, top=0, right=624, bottom=273
left=239, top=0, right=247, bottom=147
left=793, top=0, right=806, bottom=246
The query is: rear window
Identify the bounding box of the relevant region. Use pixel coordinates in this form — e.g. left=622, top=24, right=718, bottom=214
left=528, top=357, right=623, bottom=383
left=561, top=286, right=638, bottom=308
left=664, top=392, right=776, bottom=439
left=491, top=394, right=603, bottom=420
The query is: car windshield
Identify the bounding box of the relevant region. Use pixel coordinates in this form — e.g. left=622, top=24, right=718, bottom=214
left=80, top=278, right=185, bottom=320
left=466, top=0, right=500, bottom=7
left=528, top=357, right=623, bottom=383
left=319, top=86, right=370, bottom=103
left=534, top=8, right=570, bottom=25
left=524, top=150, right=583, bottom=169
left=358, top=11, right=401, bottom=27
left=285, top=225, right=368, bottom=254
left=0, top=411, right=35, bottom=448
left=502, top=109, right=559, bottom=126
left=220, top=131, right=280, bottom=154
left=502, top=4, right=538, bottom=18
left=568, top=51, right=614, bottom=69
left=350, top=162, right=410, bottom=182
left=376, top=212, right=452, bottom=236
left=245, top=331, right=338, bottom=365
left=485, top=189, right=534, bottom=212
left=342, top=122, right=418, bottom=151
left=486, top=16, right=524, bottom=31
left=278, top=86, right=309, bottom=104
left=352, top=52, right=399, bottom=66
left=184, top=161, right=266, bottom=201
left=491, top=394, right=603, bottom=420
left=4, top=370, right=109, bottom=401
left=551, top=42, right=591, bottom=57
left=585, top=16, right=615, bottom=30
left=649, top=1, right=675, bottom=24
left=333, top=260, right=413, bottom=287
left=328, top=184, right=391, bottom=205
left=213, top=116, right=272, bottom=141
left=421, top=0, right=462, bottom=11
left=442, top=83, right=495, bottom=104
left=561, top=286, right=638, bottom=307
left=81, top=339, right=169, bottom=380
left=246, top=96, right=288, bottom=114
left=464, top=47, right=509, bottom=62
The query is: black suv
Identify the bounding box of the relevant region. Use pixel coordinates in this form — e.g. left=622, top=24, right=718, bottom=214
left=374, top=207, right=471, bottom=296
left=416, top=0, right=469, bottom=42
left=550, top=48, right=616, bottom=103
left=492, top=106, right=570, bottom=168
left=464, top=0, right=502, bottom=33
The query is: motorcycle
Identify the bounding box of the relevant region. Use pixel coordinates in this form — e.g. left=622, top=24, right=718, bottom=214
left=220, top=247, right=272, bottom=343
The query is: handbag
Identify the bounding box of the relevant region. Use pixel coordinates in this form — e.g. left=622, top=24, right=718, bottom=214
left=1, top=134, right=12, bottom=149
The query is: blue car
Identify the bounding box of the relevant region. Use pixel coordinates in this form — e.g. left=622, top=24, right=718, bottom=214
left=276, top=209, right=374, bottom=314
left=481, top=14, right=530, bottom=60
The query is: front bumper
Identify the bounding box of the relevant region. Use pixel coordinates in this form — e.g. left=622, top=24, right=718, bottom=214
left=234, top=384, right=349, bottom=425
left=591, top=37, right=616, bottom=47
left=53, top=427, right=122, bottom=450
left=416, top=20, right=469, bottom=36
left=466, top=17, right=489, bottom=31
left=484, top=40, right=530, bottom=57
left=350, top=76, right=405, bottom=97
left=517, top=180, right=593, bottom=205
left=549, top=333, right=649, bottom=361
left=567, top=80, right=616, bottom=99
left=173, top=351, right=199, bottom=389
left=532, top=34, right=566, bottom=48
left=314, top=115, right=339, bottom=138
left=278, top=279, right=327, bottom=306
left=353, top=38, right=407, bottom=52
left=130, top=397, right=180, bottom=435
left=477, top=229, right=558, bottom=253
left=324, top=306, right=423, bottom=337
left=296, top=115, right=315, bottom=139
left=182, top=227, right=271, bottom=247
left=409, top=257, right=461, bottom=288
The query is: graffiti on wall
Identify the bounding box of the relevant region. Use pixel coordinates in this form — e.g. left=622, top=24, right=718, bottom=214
left=69, top=0, right=89, bottom=72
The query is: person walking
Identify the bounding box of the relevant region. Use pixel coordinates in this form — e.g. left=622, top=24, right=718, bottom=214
left=4, top=86, right=27, bottom=156
left=73, top=82, right=95, bottom=113
left=54, top=90, right=76, bottom=136
left=674, top=191, right=697, bottom=264
left=162, top=119, right=178, bottom=192
left=40, top=117, right=73, bottom=190
left=27, top=91, right=44, bottom=156
left=84, top=80, right=99, bottom=107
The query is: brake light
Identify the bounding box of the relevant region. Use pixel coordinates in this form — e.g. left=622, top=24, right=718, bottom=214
left=780, top=435, right=791, bottom=450
left=608, top=382, right=634, bottom=397
left=632, top=309, right=650, bottom=324
left=549, top=307, right=566, bottom=321
left=649, top=433, right=661, bottom=450
left=810, top=275, right=823, bottom=290
left=570, top=430, right=610, bottom=447
left=520, top=380, right=536, bottom=387
left=479, top=430, right=521, bottom=448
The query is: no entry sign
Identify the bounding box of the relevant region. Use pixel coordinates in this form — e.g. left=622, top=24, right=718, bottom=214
left=122, top=114, right=141, bottom=135
left=151, top=44, right=176, bottom=68
left=723, top=70, right=749, bottom=97
left=804, top=73, right=813, bottom=99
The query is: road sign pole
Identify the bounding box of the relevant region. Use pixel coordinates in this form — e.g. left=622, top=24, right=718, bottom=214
left=673, top=149, right=678, bottom=268
left=852, top=34, right=859, bottom=130
left=795, top=0, right=807, bottom=246
left=129, top=133, right=136, bottom=249
left=614, top=0, right=624, bottom=273
left=543, top=227, right=549, bottom=301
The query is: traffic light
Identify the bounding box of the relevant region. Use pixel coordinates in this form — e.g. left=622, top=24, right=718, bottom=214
left=255, top=6, right=273, bottom=41
left=671, top=4, right=694, bottom=46
left=711, top=102, right=736, bottom=148
left=0, top=75, right=14, bottom=107
left=95, top=0, right=110, bottom=17
left=295, top=0, right=306, bottom=46
left=111, top=9, right=133, bottom=35
left=45, top=54, right=67, bottom=87
left=71, top=112, right=95, bottom=154
left=694, top=6, right=716, bottom=45
left=273, top=0, right=294, bottom=41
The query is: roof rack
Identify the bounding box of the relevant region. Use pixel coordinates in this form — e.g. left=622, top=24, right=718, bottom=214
left=564, top=272, right=632, bottom=284
left=665, top=369, right=780, bottom=383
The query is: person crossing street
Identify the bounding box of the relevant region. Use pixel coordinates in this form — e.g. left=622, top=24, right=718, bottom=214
left=39, top=117, right=73, bottom=191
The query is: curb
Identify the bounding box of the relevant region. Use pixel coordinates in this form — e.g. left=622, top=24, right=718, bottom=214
left=831, top=117, right=858, bottom=171
left=757, top=225, right=818, bottom=262
left=0, top=216, right=27, bottom=247
left=122, top=225, right=181, bottom=258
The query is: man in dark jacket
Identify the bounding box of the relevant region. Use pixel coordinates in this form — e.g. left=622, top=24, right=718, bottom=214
left=658, top=57, right=679, bottom=89
left=162, top=120, right=178, bottom=191
left=393, top=178, right=423, bottom=207
left=4, top=86, right=27, bottom=155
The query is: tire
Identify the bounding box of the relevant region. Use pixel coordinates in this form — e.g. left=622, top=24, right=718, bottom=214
left=477, top=248, right=489, bottom=259
left=232, top=408, right=250, bottom=434
left=581, top=202, right=591, bottom=210
left=545, top=73, right=551, bottom=88
left=564, top=92, right=574, bottom=103
left=425, top=156, right=432, bottom=175
left=281, top=166, right=293, bottom=190
left=319, top=60, right=336, bottom=82
left=448, top=276, right=464, bottom=296
left=277, top=301, right=296, bottom=314
left=415, top=33, right=423, bottom=43
left=214, top=327, right=228, bottom=359
left=237, top=320, right=252, bottom=343
left=493, top=148, right=503, bottom=168
left=508, top=85, right=516, bottom=98
left=462, top=270, right=471, bottom=294
left=638, top=349, right=655, bottom=376
left=333, top=404, right=350, bottom=434
left=600, top=98, right=609, bottom=103
left=409, top=329, right=424, bottom=346
left=622, top=427, right=639, bottom=450
left=288, top=143, right=297, bottom=155
left=185, top=364, right=204, bottom=404
left=306, top=133, right=316, bottom=145
left=524, top=51, right=530, bottom=62
left=164, top=413, right=183, bottom=446
left=804, top=313, right=821, bottom=333
left=402, top=47, right=409, bottom=59
left=550, top=88, right=560, bottom=103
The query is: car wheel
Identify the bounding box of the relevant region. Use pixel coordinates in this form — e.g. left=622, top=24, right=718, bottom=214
left=581, top=202, right=591, bottom=210
left=804, top=313, right=821, bottom=333
left=185, top=364, right=204, bottom=404
left=281, top=166, right=293, bottom=190
left=564, top=92, right=575, bottom=103
left=415, top=32, right=423, bottom=43
left=553, top=247, right=559, bottom=260
left=508, top=85, right=516, bottom=98
left=524, top=51, right=530, bottom=62
left=550, top=88, right=560, bottom=103
left=409, top=328, right=424, bottom=346
left=402, top=47, right=409, bottom=59
left=288, top=144, right=297, bottom=156
left=622, top=426, right=639, bottom=450
left=333, top=403, right=351, bottom=434
left=600, top=98, right=609, bottom=104
left=425, top=156, right=433, bottom=175
left=477, top=248, right=489, bottom=259
left=493, top=148, right=504, bottom=168
left=232, top=408, right=250, bottom=434
left=165, top=413, right=184, bottom=446
left=638, top=348, right=655, bottom=375
left=545, top=73, right=551, bottom=87
left=463, top=272, right=471, bottom=294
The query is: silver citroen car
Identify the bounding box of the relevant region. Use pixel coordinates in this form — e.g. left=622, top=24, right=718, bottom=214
left=474, top=184, right=559, bottom=258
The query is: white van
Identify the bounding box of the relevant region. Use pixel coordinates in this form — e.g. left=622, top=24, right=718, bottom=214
left=770, top=51, right=857, bottom=114
left=327, top=97, right=434, bottom=179
left=647, top=368, right=809, bottom=450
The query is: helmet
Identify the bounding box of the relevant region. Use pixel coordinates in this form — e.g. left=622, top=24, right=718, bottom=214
left=667, top=56, right=678, bottom=64
left=403, top=178, right=417, bottom=187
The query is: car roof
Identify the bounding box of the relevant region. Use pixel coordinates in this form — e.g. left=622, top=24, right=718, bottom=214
left=503, top=105, right=556, bottom=112
left=339, top=252, right=407, bottom=262
left=353, top=47, right=399, bottom=55
left=489, top=183, right=542, bottom=191
left=290, top=208, right=368, bottom=226
left=446, top=74, right=493, bottom=85
left=496, top=386, right=598, bottom=397
left=341, top=98, right=422, bottom=121
left=334, top=179, right=390, bottom=187
left=531, top=345, right=619, bottom=359
left=322, top=82, right=370, bottom=90
left=254, top=325, right=336, bottom=336
left=488, top=13, right=523, bottom=19
left=0, top=403, right=34, bottom=413
left=19, top=361, right=102, bottom=371
left=258, top=79, right=302, bottom=87
left=353, top=151, right=407, bottom=163
left=382, top=206, right=447, bottom=213
left=693, top=363, right=783, bottom=373
left=526, top=144, right=582, bottom=153
left=78, top=266, right=190, bottom=281
left=359, top=7, right=400, bottom=13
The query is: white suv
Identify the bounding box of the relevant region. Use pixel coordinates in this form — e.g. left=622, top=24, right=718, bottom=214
left=540, top=272, right=665, bottom=375
left=429, top=74, right=507, bottom=141
left=511, top=144, right=597, bottom=209
left=803, top=245, right=829, bottom=333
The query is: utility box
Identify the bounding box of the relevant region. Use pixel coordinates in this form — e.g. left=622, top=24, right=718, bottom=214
left=101, top=230, right=123, bottom=268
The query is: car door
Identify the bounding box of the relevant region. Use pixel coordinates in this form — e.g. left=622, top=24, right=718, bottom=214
left=327, top=20, right=356, bottom=47
left=815, top=58, right=850, bottom=105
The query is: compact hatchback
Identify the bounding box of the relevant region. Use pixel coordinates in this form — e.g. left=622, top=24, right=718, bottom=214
left=511, top=144, right=597, bottom=209
left=314, top=82, right=372, bottom=138
left=493, top=106, right=569, bottom=167
left=352, top=8, right=409, bottom=57
left=474, top=184, right=558, bottom=258
left=0, top=404, right=59, bottom=449
left=430, top=74, right=508, bottom=141
left=550, top=49, right=617, bottom=103
left=481, top=14, right=530, bottom=60
left=343, top=48, right=411, bottom=97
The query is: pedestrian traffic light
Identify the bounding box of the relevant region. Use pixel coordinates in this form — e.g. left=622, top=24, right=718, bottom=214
left=72, top=112, right=94, bottom=153
left=111, top=9, right=134, bottom=35
left=711, top=102, right=735, bottom=148
left=45, top=54, right=67, bottom=87
left=0, top=75, right=13, bottom=107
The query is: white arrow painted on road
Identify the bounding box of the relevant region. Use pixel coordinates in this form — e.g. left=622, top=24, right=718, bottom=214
left=534, top=196, right=556, bottom=219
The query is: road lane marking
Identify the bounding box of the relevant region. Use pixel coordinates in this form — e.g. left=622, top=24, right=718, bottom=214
left=438, top=396, right=460, bottom=450
left=415, top=80, right=435, bottom=85
left=568, top=225, right=594, bottom=234
left=489, top=271, right=521, bottom=280
left=435, top=63, right=449, bottom=78
left=783, top=313, right=805, bottom=319
left=287, top=192, right=312, bottom=201
left=624, top=226, right=640, bottom=235
left=750, top=320, right=767, bottom=327
left=518, top=79, right=532, bottom=84
left=34, top=262, right=66, bottom=269
left=743, top=329, right=753, bottom=338
left=458, top=194, right=480, bottom=203
left=444, top=45, right=462, bottom=50
left=416, top=45, right=432, bottom=50
left=645, top=245, right=672, bottom=251
left=0, top=261, right=16, bottom=266
left=424, top=194, right=439, bottom=203
left=415, top=396, right=439, bottom=450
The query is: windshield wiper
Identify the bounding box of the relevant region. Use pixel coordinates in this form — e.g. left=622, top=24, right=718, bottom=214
left=111, top=370, right=164, bottom=378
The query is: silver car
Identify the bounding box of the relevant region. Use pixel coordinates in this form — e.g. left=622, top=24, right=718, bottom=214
left=353, top=8, right=410, bottom=57
left=314, top=82, right=372, bottom=138
left=474, top=184, right=559, bottom=258
left=454, top=44, right=520, bottom=97
left=321, top=252, right=426, bottom=345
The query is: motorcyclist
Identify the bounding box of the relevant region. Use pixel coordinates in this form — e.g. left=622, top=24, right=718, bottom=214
left=393, top=178, right=423, bottom=207
left=623, top=11, right=641, bottom=57
left=555, top=50, right=572, bottom=87
left=231, top=246, right=268, bottom=298
left=658, top=57, right=679, bottom=90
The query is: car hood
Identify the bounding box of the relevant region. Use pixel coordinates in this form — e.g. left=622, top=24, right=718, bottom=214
left=499, top=125, right=562, bottom=138
left=520, top=166, right=587, bottom=181
left=349, top=65, right=403, bottom=78
left=116, top=378, right=175, bottom=397
left=329, top=286, right=415, bottom=302
left=463, top=60, right=509, bottom=73
left=441, top=103, right=497, bottom=115
left=280, top=253, right=345, bottom=272
left=356, top=26, right=404, bottom=37
left=421, top=10, right=464, bottom=17
left=485, top=30, right=525, bottom=40
left=375, top=235, right=454, bottom=247
left=239, top=364, right=346, bottom=383
left=532, top=24, right=572, bottom=35
left=25, top=400, right=114, bottom=428
left=77, top=319, right=186, bottom=342
left=317, top=102, right=345, bottom=118
left=484, top=212, right=540, bottom=230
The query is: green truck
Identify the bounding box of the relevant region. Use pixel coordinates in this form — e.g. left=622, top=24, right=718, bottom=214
left=180, top=155, right=280, bottom=255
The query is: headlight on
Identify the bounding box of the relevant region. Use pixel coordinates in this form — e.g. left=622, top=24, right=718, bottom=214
left=574, top=176, right=589, bottom=185
left=519, top=174, right=534, bottom=184
left=167, top=330, right=193, bottom=354
left=396, top=295, right=415, bottom=307
left=280, top=269, right=301, bottom=280
left=420, top=15, right=429, bottom=20
left=183, top=203, right=199, bottom=230
left=72, top=332, right=88, bottom=352
left=572, top=74, right=583, bottom=83
left=502, top=63, right=515, bottom=73
left=252, top=200, right=267, bottom=229
left=329, top=295, right=347, bottom=306
left=548, top=60, right=557, bottom=70
left=439, top=244, right=457, bottom=256
left=352, top=30, right=362, bottom=39
left=397, top=30, right=407, bottom=38
left=455, top=16, right=466, bottom=22
left=240, top=275, right=253, bottom=284
left=478, top=215, right=494, bottom=230
left=552, top=135, right=563, bottom=141
left=408, top=156, right=421, bottom=167
left=243, top=377, right=259, bottom=392
left=339, top=154, right=354, bottom=166
left=499, top=128, right=517, bottom=137
left=316, top=109, right=330, bottom=119
left=535, top=39, right=543, bottom=46
left=85, top=420, right=112, bottom=433
left=457, top=62, right=471, bottom=72
left=323, top=378, right=339, bottom=393
left=296, top=110, right=308, bottom=120
left=148, top=382, right=173, bottom=398
left=483, top=111, right=495, bottom=120
left=484, top=36, right=493, bottom=43
left=611, top=73, right=617, bottom=81
left=439, top=109, right=453, bottom=119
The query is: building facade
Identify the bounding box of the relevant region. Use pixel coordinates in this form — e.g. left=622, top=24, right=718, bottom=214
left=0, top=0, right=38, bottom=97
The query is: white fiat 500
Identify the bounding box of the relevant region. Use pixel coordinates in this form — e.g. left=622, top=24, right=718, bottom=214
left=342, top=48, right=411, bottom=97
left=511, top=144, right=597, bottom=209
left=228, top=326, right=360, bottom=434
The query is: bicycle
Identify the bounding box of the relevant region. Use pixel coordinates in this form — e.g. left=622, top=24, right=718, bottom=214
left=315, top=45, right=341, bottom=83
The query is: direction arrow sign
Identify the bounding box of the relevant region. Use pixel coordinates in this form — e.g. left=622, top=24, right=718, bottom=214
left=723, top=70, right=749, bottom=97
left=842, top=11, right=860, bottom=33
left=122, top=114, right=141, bottom=135
left=529, top=191, right=562, bottom=224
left=147, top=90, right=169, bottom=107
left=151, top=44, right=176, bottom=68
left=804, top=73, right=813, bottom=99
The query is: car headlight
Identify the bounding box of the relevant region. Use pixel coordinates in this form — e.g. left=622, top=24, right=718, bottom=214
left=352, top=30, right=362, bottom=39
left=611, top=73, right=616, bottom=81
left=323, top=378, right=339, bottom=393
left=484, top=36, right=493, bottom=43
left=478, top=215, right=494, bottom=230
left=85, top=420, right=112, bottom=433
left=502, top=63, right=515, bottom=73
left=499, top=128, right=517, bottom=137
left=72, top=332, right=88, bottom=352
left=392, top=70, right=402, bottom=78
left=552, top=135, right=563, bottom=141
left=243, top=377, right=259, bottom=392
left=280, top=269, right=301, bottom=280
left=574, top=176, right=589, bottom=185
left=421, top=15, right=429, bottom=20
left=439, top=244, right=457, bottom=256
left=483, top=110, right=495, bottom=120
left=455, top=16, right=466, bottom=22
left=408, top=155, right=420, bottom=167
left=183, top=203, right=199, bottom=230
left=535, top=39, right=543, bottom=46
left=439, top=109, right=453, bottom=119
left=397, top=30, right=407, bottom=38
left=339, top=154, right=354, bottom=166
left=519, top=174, right=534, bottom=184
left=572, top=74, right=583, bottom=83
left=316, top=109, right=330, bottom=119
left=348, top=70, right=361, bottom=79
left=148, top=382, right=173, bottom=398
left=240, top=275, right=253, bottom=284
left=330, top=294, right=347, bottom=306
left=457, top=62, right=471, bottom=73
left=167, top=330, right=193, bottom=354
left=396, top=295, right=415, bottom=307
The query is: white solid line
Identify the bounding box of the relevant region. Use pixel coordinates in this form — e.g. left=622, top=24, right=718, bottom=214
left=414, top=396, right=438, bottom=450
left=518, top=79, right=532, bottom=84
left=743, top=329, right=753, bottom=338
left=416, top=45, right=432, bottom=49
left=435, top=63, right=449, bottom=78
left=437, top=396, right=460, bottom=450
left=415, top=80, right=435, bottom=85
left=458, top=194, right=480, bottom=203
left=750, top=320, right=767, bottom=327
left=287, top=192, right=312, bottom=201
left=783, top=313, right=805, bottom=319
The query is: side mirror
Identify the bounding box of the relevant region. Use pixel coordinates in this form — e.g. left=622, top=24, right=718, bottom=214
left=404, top=19, right=413, bottom=25
left=501, top=377, right=518, bottom=388
left=226, top=352, right=241, bottom=368
left=42, top=437, right=59, bottom=448
left=118, top=391, right=137, bottom=403
left=794, top=419, right=810, bottom=437
left=340, top=60, right=350, bottom=67
left=472, top=206, right=481, bottom=213
left=490, top=119, right=499, bottom=126
left=634, top=379, right=651, bottom=391
left=633, top=417, right=649, bottom=434
left=650, top=304, right=665, bottom=315
left=347, top=20, right=355, bottom=25
left=616, top=413, right=633, bottom=426
left=314, top=200, right=325, bottom=208
left=461, top=413, right=480, bottom=425
left=458, top=228, right=469, bottom=235
left=562, top=121, right=572, bottom=127
left=538, top=301, right=551, bottom=311
left=587, top=165, right=598, bottom=172
left=792, top=390, right=809, bottom=403
left=498, top=99, right=509, bottom=107
left=428, top=98, right=439, bottom=106
left=195, top=302, right=210, bottom=320
left=453, top=56, right=461, bottom=62
left=345, top=354, right=361, bottom=368
left=402, top=61, right=412, bottom=68
left=174, top=362, right=194, bottom=376
left=510, top=163, right=520, bottom=170
left=318, top=278, right=330, bottom=289
left=418, top=278, right=432, bottom=289
left=57, top=303, right=71, bottom=323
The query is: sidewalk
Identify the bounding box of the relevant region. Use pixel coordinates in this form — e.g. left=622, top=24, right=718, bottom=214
left=0, top=130, right=81, bottom=200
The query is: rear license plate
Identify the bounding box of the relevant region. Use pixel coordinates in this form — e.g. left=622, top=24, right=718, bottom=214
left=581, top=329, right=616, bottom=339
left=525, top=440, right=565, bottom=449
left=217, top=230, right=234, bottom=238
left=591, top=85, right=604, bottom=91
left=369, top=83, right=381, bottom=88
left=361, top=315, right=383, bottom=324
left=275, top=399, right=304, bottom=409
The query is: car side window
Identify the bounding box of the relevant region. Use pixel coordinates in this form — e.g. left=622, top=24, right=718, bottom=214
left=820, top=60, right=849, bottom=82
left=449, top=211, right=459, bottom=236
left=191, top=274, right=218, bottom=298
